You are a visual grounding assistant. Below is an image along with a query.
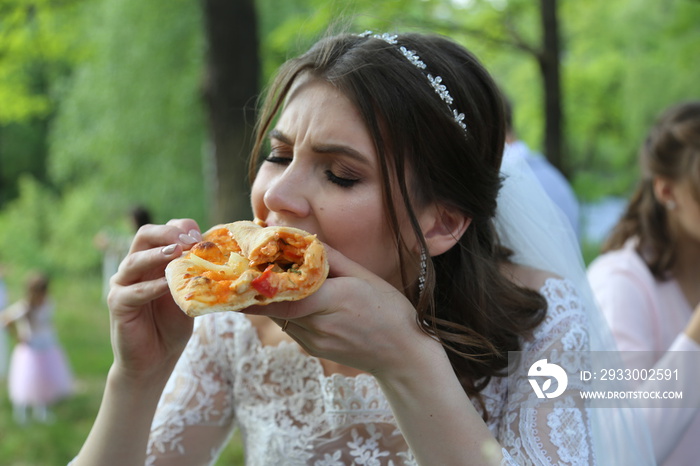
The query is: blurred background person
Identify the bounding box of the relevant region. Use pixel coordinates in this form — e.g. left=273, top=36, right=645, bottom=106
left=503, top=97, right=581, bottom=240
left=94, top=205, right=153, bottom=300
left=588, top=101, right=700, bottom=465
left=1, top=271, right=74, bottom=424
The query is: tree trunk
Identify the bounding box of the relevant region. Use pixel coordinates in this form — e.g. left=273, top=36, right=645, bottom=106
left=201, top=0, right=260, bottom=224
left=538, top=0, right=566, bottom=176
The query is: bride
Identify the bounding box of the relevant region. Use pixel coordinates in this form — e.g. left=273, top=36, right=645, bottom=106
left=72, top=31, right=654, bottom=465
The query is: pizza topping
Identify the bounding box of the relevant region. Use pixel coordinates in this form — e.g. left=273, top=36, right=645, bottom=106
left=190, top=241, right=226, bottom=264
left=189, top=253, right=242, bottom=280
left=251, top=264, right=278, bottom=299
left=205, top=228, right=242, bottom=255
left=166, top=221, right=329, bottom=316
left=258, top=241, right=279, bottom=260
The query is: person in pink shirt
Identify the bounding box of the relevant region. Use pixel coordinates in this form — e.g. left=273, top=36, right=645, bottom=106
left=588, top=101, right=700, bottom=466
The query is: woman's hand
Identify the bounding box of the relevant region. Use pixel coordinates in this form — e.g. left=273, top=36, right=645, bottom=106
left=107, top=219, right=200, bottom=383
left=244, top=246, right=497, bottom=466
left=244, top=245, right=438, bottom=378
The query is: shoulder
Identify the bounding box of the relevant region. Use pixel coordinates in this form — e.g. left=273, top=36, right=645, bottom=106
left=501, top=262, right=561, bottom=292
left=501, top=262, right=588, bottom=326
left=587, top=240, right=654, bottom=288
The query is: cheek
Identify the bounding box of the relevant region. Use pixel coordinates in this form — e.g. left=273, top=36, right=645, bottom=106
left=250, top=171, right=271, bottom=218
left=683, top=204, right=700, bottom=239
left=677, top=190, right=700, bottom=240
left=321, top=197, right=394, bottom=262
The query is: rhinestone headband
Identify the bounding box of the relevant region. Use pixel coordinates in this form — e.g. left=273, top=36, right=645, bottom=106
left=359, top=31, right=467, bottom=132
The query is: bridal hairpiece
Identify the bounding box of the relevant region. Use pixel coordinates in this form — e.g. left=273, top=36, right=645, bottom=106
left=359, top=31, right=467, bottom=132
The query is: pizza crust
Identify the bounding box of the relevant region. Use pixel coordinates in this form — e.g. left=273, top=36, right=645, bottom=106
left=165, top=221, right=329, bottom=317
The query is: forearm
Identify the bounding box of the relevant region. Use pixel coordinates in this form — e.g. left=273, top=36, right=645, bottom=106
left=375, top=338, right=503, bottom=466
left=72, top=365, right=171, bottom=466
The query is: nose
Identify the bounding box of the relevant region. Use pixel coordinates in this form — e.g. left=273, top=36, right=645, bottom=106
left=262, top=164, right=312, bottom=219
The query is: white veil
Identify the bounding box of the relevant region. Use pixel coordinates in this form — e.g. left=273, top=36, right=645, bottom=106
left=495, top=153, right=656, bottom=465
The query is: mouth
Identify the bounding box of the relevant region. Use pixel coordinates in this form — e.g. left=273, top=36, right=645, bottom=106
left=256, top=218, right=320, bottom=239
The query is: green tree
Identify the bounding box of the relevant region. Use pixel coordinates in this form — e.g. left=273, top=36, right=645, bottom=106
left=0, top=0, right=87, bottom=205
left=0, top=0, right=207, bottom=273
left=202, top=0, right=260, bottom=224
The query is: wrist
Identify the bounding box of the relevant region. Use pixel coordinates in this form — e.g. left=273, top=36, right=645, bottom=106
left=107, top=362, right=174, bottom=396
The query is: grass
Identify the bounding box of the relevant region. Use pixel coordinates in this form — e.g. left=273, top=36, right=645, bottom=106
left=0, top=272, right=244, bottom=465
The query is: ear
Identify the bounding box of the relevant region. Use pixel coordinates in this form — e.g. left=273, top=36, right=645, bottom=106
left=420, top=205, right=472, bottom=257
left=652, top=176, right=677, bottom=207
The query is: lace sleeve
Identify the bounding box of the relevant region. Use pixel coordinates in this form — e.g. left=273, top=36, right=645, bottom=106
left=499, top=278, right=595, bottom=466
left=146, top=314, right=237, bottom=466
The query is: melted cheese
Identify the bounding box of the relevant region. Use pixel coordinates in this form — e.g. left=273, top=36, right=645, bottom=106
left=188, top=251, right=248, bottom=279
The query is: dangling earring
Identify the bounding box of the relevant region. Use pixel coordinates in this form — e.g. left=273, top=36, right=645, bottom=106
left=666, top=200, right=677, bottom=210
left=418, top=248, right=427, bottom=293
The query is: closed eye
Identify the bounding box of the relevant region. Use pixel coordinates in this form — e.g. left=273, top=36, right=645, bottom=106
left=264, top=154, right=291, bottom=165
left=325, top=170, right=359, bottom=188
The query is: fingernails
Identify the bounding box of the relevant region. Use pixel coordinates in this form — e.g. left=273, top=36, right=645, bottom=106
left=178, top=233, right=198, bottom=245
left=188, top=229, right=203, bottom=242
left=162, top=244, right=177, bottom=255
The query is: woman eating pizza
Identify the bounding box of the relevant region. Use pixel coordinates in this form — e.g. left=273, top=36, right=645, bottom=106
left=72, top=31, right=654, bottom=465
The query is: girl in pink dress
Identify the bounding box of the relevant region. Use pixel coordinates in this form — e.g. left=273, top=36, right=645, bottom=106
left=588, top=101, right=700, bottom=466
left=1, top=272, right=74, bottom=423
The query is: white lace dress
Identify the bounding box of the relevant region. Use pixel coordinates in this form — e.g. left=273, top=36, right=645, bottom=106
left=146, top=278, right=593, bottom=465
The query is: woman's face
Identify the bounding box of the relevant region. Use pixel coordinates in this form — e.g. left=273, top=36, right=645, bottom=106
left=251, top=76, right=417, bottom=289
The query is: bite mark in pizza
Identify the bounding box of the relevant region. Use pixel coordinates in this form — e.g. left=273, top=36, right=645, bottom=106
left=165, top=221, right=329, bottom=317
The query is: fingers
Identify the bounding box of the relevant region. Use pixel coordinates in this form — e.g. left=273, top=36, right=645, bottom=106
left=324, top=244, right=374, bottom=280
left=107, top=219, right=204, bottom=316
left=130, top=219, right=202, bottom=254
left=114, top=242, right=183, bottom=286
left=108, top=276, right=171, bottom=311
left=244, top=300, right=301, bottom=320
left=113, top=219, right=203, bottom=293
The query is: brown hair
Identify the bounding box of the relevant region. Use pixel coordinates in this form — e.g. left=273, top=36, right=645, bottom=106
left=248, top=32, right=546, bottom=413
left=26, top=271, right=50, bottom=310
left=603, top=101, right=700, bottom=279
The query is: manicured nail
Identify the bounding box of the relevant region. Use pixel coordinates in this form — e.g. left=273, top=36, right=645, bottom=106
left=162, top=244, right=177, bottom=255
left=178, top=233, right=197, bottom=245
left=188, top=229, right=203, bottom=241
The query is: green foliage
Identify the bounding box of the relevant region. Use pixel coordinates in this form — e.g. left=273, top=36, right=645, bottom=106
left=563, top=0, right=700, bottom=200
left=0, top=174, right=57, bottom=271
left=0, top=0, right=210, bottom=274
left=1, top=0, right=209, bottom=274
left=0, top=0, right=89, bottom=209
left=0, top=174, right=106, bottom=275
left=0, top=120, right=49, bottom=205
left=0, top=0, right=87, bottom=121
left=49, top=0, right=207, bottom=222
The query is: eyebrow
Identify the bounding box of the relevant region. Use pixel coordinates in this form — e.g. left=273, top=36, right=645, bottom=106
left=269, top=128, right=292, bottom=146
left=269, top=128, right=371, bottom=164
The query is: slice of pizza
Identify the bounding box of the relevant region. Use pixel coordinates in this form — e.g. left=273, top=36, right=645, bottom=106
left=165, top=221, right=329, bottom=317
